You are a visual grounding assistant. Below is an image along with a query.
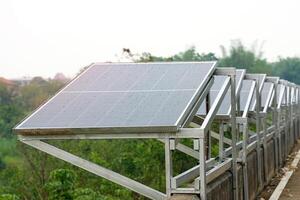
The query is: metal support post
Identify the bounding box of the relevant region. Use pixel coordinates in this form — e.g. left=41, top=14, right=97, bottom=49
left=230, top=74, right=238, bottom=200
left=278, top=109, right=283, bottom=166
left=273, top=82, right=279, bottom=171
left=262, top=116, right=268, bottom=183
left=165, top=138, right=173, bottom=198
left=285, top=86, right=289, bottom=157
left=205, top=92, right=211, bottom=159
left=255, top=79, right=263, bottom=189
left=242, top=122, right=249, bottom=200
left=199, top=137, right=207, bottom=200
left=219, top=122, right=225, bottom=162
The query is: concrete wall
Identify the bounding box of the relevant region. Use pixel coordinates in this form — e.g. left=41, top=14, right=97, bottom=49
left=206, top=172, right=233, bottom=200
left=205, top=127, right=297, bottom=200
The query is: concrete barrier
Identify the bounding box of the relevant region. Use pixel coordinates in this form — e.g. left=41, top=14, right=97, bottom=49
left=198, top=131, right=296, bottom=200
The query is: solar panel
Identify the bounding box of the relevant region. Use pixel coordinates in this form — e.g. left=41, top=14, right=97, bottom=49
left=291, top=86, right=297, bottom=103
left=197, top=69, right=245, bottom=115
left=277, top=84, right=285, bottom=106
left=249, top=74, right=266, bottom=111
left=15, top=62, right=216, bottom=135
left=261, top=82, right=273, bottom=109
left=280, top=83, right=290, bottom=105
left=239, top=80, right=254, bottom=111
left=239, top=74, right=266, bottom=111
left=296, top=88, right=299, bottom=103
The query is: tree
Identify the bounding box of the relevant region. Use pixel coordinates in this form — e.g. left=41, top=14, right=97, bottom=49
left=131, top=46, right=217, bottom=62
left=0, top=194, right=20, bottom=200
left=218, top=40, right=272, bottom=74
left=73, top=188, right=109, bottom=200
left=45, top=169, right=76, bottom=200
left=45, top=169, right=112, bottom=200
left=273, top=57, right=300, bottom=84
left=0, top=83, right=25, bottom=137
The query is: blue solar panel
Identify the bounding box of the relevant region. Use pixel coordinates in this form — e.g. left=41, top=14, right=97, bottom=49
left=15, top=62, right=216, bottom=135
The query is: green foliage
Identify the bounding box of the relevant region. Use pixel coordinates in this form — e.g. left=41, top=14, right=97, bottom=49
left=0, top=83, right=25, bottom=137
left=137, top=46, right=217, bottom=62
left=73, top=188, right=109, bottom=200
left=45, top=169, right=113, bottom=200
left=218, top=40, right=272, bottom=74
left=0, top=194, right=20, bottom=200
left=273, top=57, right=300, bottom=84
left=45, top=169, right=76, bottom=200
left=73, top=188, right=98, bottom=200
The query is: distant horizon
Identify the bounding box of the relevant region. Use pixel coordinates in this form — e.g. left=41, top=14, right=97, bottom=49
left=2, top=45, right=296, bottom=80
left=1, top=0, right=300, bottom=79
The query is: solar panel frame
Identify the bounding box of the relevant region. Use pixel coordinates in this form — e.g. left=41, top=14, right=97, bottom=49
left=266, top=77, right=280, bottom=108
left=239, top=80, right=254, bottom=112
left=197, top=69, right=245, bottom=116
left=14, top=62, right=217, bottom=135
left=291, top=84, right=297, bottom=103
left=247, top=74, right=266, bottom=111
left=277, top=83, right=286, bottom=108
left=261, top=82, right=273, bottom=111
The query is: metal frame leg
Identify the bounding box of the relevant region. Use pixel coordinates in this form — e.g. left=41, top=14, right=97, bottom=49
left=199, top=138, right=207, bottom=200
left=165, top=138, right=173, bottom=198
left=242, top=122, right=249, bottom=200
left=262, top=117, right=268, bottom=183
left=255, top=80, right=263, bottom=189
left=219, top=122, right=224, bottom=162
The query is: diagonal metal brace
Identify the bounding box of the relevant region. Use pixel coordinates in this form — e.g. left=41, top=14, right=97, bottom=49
left=21, top=139, right=167, bottom=200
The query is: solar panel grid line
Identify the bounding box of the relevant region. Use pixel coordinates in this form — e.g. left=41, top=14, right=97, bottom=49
left=49, top=65, right=148, bottom=128
left=65, top=63, right=114, bottom=92
left=174, top=62, right=216, bottom=127
left=86, top=65, right=175, bottom=128
left=14, top=62, right=217, bottom=135
left=15, top=62, right=96, bottom=130
left=78, top=64, right=182, bottom=128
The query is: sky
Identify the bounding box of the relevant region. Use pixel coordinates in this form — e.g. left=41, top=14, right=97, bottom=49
left=0, top=0, right=300, bottom=79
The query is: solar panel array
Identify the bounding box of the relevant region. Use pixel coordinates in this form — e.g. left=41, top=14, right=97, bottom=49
left=14, top=61, right=289, bottom=136
left=15, top=62, right=216, bottom=135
